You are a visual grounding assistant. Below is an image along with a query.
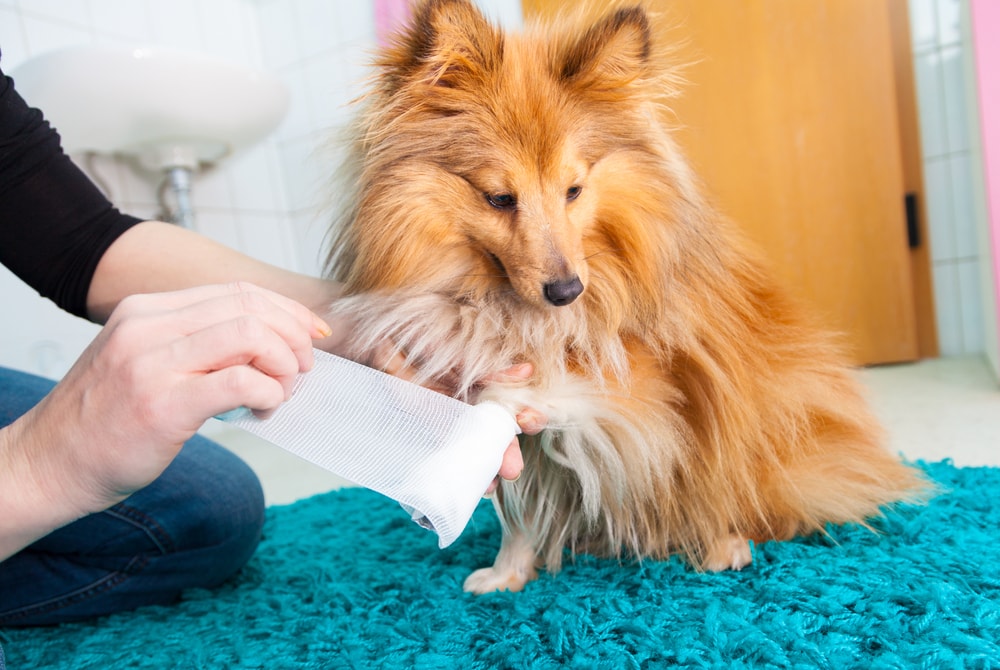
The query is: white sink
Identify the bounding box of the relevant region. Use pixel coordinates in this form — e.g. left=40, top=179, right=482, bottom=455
left=11, top=45, right=289, bottom=170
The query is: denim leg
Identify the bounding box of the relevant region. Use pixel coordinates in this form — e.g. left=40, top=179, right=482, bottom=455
left=0, top=367, right=265, bottom=626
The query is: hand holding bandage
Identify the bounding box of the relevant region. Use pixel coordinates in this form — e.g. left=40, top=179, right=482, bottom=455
left=219, top=349, right=523, bottom=547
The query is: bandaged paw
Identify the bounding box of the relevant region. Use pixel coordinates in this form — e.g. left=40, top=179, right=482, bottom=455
left=218, top=349, right=519, bottom=547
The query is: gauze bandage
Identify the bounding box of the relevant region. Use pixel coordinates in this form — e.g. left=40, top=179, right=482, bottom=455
left=217, top=349, right=518, bottom=548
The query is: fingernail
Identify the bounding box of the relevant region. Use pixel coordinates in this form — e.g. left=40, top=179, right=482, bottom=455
left=312, top=315, right=333, bottom=338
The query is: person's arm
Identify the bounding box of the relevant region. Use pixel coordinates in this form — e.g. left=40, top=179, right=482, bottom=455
left=0, top=282, right=331, bottom=561
left=86, top=220, right=345, bottom=326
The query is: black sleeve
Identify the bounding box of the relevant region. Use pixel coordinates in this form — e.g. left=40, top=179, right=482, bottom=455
left=0, top=55, right=142, bottom=319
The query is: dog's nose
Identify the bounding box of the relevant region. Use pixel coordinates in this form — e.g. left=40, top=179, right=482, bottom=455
left=543, top=276, right=584, bottom=306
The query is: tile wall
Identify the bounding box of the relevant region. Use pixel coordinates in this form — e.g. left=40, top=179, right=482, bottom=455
left=0, top=0, right=994, bottom=377
left=908, top=0, right=992, bottom=357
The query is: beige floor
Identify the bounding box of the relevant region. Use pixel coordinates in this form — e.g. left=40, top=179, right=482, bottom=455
left=209, top=354, right=1000, bottom=506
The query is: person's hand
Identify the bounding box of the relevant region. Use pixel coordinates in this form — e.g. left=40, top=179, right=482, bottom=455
left=483, top=363, right=545, bottom=494
left=11, top=282, right=331, bottom=519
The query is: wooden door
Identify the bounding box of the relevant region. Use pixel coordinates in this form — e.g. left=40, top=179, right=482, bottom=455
left=523, top=0, right=934, bottom=365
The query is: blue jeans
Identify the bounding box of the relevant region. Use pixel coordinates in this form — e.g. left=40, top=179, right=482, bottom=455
left=0, top=366, right=265, bottom=627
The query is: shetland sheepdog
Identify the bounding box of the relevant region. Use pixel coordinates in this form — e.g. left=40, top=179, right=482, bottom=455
left=324, top=0, right=928, bottom=593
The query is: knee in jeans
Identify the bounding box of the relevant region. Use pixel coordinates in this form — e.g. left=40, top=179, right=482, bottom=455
left=156, top=437, right=266, bottom=585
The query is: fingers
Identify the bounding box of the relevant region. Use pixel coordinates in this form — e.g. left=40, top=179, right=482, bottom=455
left=99, top=283, right=333, bottom=427
left=119, top=282, right=331, bottom=339
left=178, top=363, right=289, bottom=420
left=116, top=283, right=331, bottom=364
left=484, top=436, right=525, bottom=496
left=168, top=315, right=307, bottom=401
left=498, top=436, right=524, bottom=481
left=515, top=407, right=547, bottom=435
left=171, top=295, right=317, bottom=371
left=120, top=282, right=329, bottom=379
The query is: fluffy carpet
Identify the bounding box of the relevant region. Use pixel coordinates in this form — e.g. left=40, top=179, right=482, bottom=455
left=3, top=460, right=999, bottom=669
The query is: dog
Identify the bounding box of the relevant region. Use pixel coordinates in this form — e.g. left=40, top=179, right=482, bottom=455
left=324, top=0, right=929, bottom=593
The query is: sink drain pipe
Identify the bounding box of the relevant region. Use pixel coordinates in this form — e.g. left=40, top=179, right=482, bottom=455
left=163, top=166, right=196, bottom=229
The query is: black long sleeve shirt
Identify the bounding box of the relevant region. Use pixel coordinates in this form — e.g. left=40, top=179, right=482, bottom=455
left=0, top=52, right=140, bottom=318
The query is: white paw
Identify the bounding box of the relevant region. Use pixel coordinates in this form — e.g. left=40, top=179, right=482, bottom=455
left=463, top=565, right=537, bottom=594
left=703, top=535, right=753, bottom=572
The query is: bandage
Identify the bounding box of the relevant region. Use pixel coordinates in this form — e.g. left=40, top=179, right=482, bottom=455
left=217, top=349, right=518, bottom=548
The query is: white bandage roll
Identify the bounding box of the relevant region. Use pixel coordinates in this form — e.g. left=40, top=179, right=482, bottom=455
left=217, top=349, right=519, bottom=547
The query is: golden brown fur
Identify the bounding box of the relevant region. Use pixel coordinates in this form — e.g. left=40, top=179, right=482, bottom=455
left=325, top=0, right=929, bottom=592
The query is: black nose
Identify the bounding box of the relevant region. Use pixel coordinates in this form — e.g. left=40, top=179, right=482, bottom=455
left=543, top=276, right=584, bottom=306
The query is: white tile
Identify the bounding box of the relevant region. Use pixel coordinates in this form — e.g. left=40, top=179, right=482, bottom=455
left=932, top=260, right=964, bottom=355
left=236, top=2, right=265, bottom=71
left=334, top=1, right=376, bottom=47
left=192, top=208, right=242, bottom=248
left=0, top=263, right=101, bottom=379
left=476, top=0, right=523, bottom=29
left=147, top=0, right=205, bottom=52
left=948, top=152, right=979, bottom=259
left=339, top=42, right=376, bottom=105
left=21, top=14, right=93, bottom=56
left=303, top=51, right=354, bottom=131
left=923, top=157, right=956, bottom=262
left=88, top=0, right=151, bottom=42
left=908, top=0, right=939, bottom=51
left=20, top=0, right=90, bottom=27
left=289, top=208, right=330, bottom=276
left=113, top=157, right=162, bottom=211
left=305, top=45, right=372, bottom=132
left=935, top=0, right=963, bottom=46
left=189, top=164, right=235, bottom=210
left=958, top=259, right=985, bottom=353
left=940, top=45, right=970, bottom=153
left=0, top=8, right=28, bottom=70
left=235, top=211, right=297, bottom=270
left=227, top=142, right=287, bottom=213
left=273, top=65, right=314, bottom=141
left=257, top=1, right=301, bottom=69
left=294, top=0, right=344, bottom=58
left=197, top=0, right=257, bottom=65
left=277, top=133, right=327, bottom=214
left=913, top=51, right=949, bottom=158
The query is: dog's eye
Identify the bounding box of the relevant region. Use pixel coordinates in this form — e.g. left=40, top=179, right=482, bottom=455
left=566, top=185, right=583, bottom=202
left=485, top=193, right=517, bottom=210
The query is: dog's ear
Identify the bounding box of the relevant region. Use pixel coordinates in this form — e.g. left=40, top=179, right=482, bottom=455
left=558, top=5, right=651, bottom=93
left=380, top=0, right=502, bottom=91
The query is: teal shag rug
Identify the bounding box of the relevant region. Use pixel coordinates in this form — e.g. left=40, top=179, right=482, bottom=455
left=3, top=460, right=999, bottom=669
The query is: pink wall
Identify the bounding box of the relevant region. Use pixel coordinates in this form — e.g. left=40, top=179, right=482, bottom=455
left=375, top=0, right=412, bottom=46
left=970, top=0, right=1000, bottom=347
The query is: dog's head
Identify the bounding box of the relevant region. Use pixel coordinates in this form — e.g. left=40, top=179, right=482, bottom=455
left=333, top=0, right=685, bottom=316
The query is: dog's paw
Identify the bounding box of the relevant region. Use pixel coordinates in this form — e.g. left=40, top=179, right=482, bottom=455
left=702, top=535, right=753, bottom=572
left=463, top=565, right=538, bottom=594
